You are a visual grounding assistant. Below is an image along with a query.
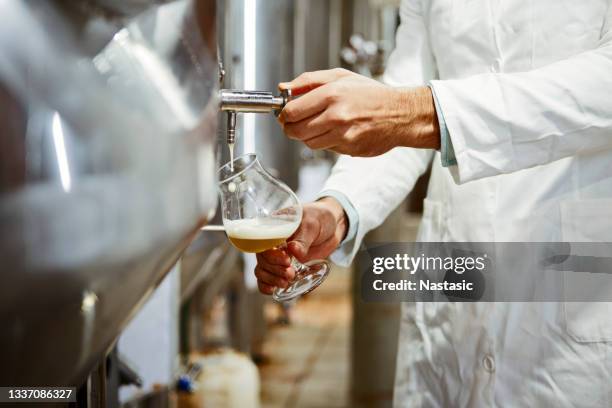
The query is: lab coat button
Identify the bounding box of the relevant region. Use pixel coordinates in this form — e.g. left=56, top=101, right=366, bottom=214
left=483, top=354, right=495, bottom=373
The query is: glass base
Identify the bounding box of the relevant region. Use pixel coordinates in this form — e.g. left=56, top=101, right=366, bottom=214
left=272, top=259, right=330, bottom=303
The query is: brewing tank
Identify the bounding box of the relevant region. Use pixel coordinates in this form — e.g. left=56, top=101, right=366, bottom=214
left=219, top=0, right=299, bottom=189
left=0, top=0, right=219, bottom=386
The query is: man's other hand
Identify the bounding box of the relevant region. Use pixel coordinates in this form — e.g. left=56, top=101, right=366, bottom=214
left=254, top=197, right=348, bottom=295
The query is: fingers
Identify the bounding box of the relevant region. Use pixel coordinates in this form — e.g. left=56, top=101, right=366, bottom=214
left=259, top=247, right=291, bottom=267
left=279, top=68, right=352, bottom=95
left=287, top=218, right=318, bottom=261
left=257, top=281, right=274, bottom=295
left=282, top=111, right=335, bottom=141
left=255, top=265, right=289, bottom=288
left=302, top=238, right=342, bottom=261
left=254, top=206, right=332, bottom=296
left=256, top=253, right=294, bottom=280
left=278, top=84, right=331, bottom=124
left=254, top=249, right=295, bottom=295
left=302, top=128, right=345, bottom=150
left=278, top=68, right=354, bottom=124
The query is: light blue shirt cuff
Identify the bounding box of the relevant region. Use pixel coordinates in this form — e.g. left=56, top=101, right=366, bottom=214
left=316, top=189, right=358, bottom=246
left=429, top=84, right=457, bottom=167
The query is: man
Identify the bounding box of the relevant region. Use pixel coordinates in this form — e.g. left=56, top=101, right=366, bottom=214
left=255, top=0, right=612, bottom=406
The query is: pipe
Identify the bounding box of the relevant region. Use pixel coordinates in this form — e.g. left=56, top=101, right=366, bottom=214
left=219, top=89, right=291, bottom=114
left=219, top=89, right=292, bottom=147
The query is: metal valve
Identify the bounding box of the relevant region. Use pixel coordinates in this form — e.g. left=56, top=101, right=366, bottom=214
left=220, top=89, right=292, bottom=115
left=220, top=88, right=292, bottom=145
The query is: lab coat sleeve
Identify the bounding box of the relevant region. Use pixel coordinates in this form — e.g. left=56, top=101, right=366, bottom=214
left=322, top=149, right=432, bottom=266
left=316, top=189, right=360, bottom=266
left=320, top=0, right=436, bottom=266
left=430, top=85, right=457, bottom=167
left=430, top=3, right=612, bottom=183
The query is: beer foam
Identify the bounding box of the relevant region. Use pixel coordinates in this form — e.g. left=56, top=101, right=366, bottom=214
left=224, top=217, right=299, bottom=239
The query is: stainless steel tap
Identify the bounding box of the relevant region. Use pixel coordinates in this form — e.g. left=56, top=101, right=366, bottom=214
left=219, top=88, right=292, bottom=144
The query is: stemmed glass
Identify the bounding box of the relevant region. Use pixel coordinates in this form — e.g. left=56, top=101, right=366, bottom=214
left=218, top=153, right=330, bottom=302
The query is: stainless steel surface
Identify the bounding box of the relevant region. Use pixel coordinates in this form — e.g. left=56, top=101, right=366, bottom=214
left=344, top=5, right=403, bottom=405
left=340, top=0, right=398, bottom=75
left=219, top=89, right=290, bottom=114
left=0, top=0, right=218, bottom=386
left=294, top=0, right=344, bottom=73
left=86, top=0, right=177, bottom=18
left=219, top=88, right=291, bottom=146
left=180, top=231, right=236, bottom=303
left=219, top=0, right=299, bottom=189
left=180, top=235, right=245, bottom=353
left=344, top=0, right=399, bottom=50
left=226, top=110, right=237, bottom=145
left=351, top=211, right=419, bottom=408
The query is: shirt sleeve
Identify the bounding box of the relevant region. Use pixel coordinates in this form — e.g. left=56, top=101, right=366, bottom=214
left=430, top=84, right=457, bottom=167
left=316, top=190, right=359, bottom=266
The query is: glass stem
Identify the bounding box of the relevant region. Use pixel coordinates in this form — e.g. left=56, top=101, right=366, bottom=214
left=290, top=256, right=309, bottom=279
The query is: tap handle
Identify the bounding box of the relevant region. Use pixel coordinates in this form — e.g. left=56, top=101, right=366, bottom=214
left=282, top=88, right=292, bottom=103
left=274, top=88, right=292, bottom=117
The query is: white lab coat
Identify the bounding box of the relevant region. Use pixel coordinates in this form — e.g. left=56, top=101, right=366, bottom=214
left=322, top=0, right=612, bottom=406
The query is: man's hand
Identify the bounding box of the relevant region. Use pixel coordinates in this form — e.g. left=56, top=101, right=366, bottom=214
left=254, top=197, right=348, bottom=295
left=278, top=68, right=440, bottom=156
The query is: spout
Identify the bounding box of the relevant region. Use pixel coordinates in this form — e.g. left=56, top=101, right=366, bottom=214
left=220, top=89, right=292, bottom=146
left=226, top=111, right=237, bottom=145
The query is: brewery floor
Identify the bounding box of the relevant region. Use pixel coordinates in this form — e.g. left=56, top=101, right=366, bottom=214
left=258, top=265, right=352, bottom=408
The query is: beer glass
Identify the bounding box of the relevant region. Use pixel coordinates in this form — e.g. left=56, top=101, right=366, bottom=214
left=218, top=153, right=330, bottom=302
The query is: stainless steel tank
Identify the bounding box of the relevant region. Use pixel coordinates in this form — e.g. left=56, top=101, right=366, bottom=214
left=340, top=2, right=405, bottom=407
left=0, top=0, right=219, bottom=386
left=294, top=0, right=343, bottom=73
left=218, top=0, right=299, bottom=189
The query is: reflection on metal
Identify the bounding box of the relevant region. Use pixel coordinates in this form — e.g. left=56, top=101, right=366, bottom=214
left=51, top=112, right=72, bottom=193
left=243, top=0, right=257, bottom=152
left=219, top=88, right=292, bottom=147
left=81, top=291, right=99, bottom=314
left=0, top=0, right=219, bottom=386
left=219, top=89, right=291, bottom=114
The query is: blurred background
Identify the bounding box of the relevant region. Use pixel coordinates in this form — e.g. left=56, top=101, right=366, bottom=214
left=0, top=0, right=431, bottom=407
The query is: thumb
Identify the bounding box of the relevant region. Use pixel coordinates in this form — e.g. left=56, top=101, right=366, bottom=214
left=279, top=68, right=351, bottom=96
left=287, top=226, right=316, bottom=262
